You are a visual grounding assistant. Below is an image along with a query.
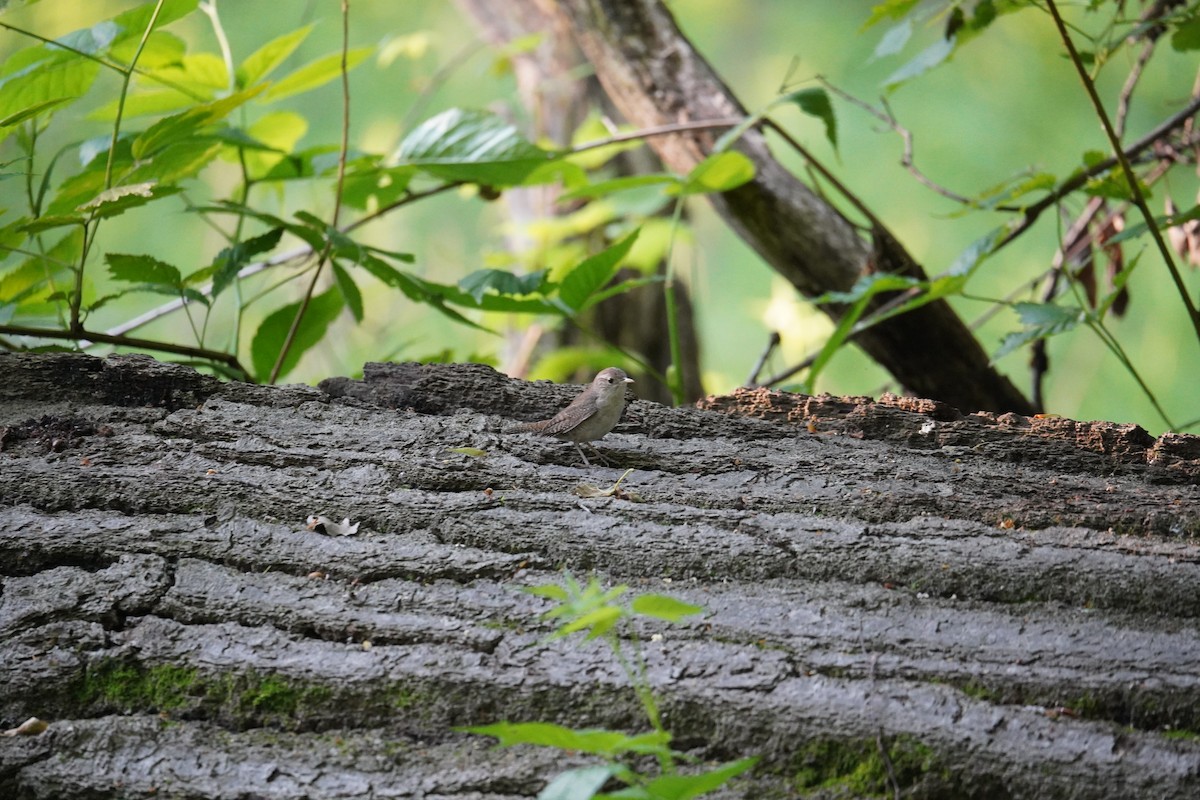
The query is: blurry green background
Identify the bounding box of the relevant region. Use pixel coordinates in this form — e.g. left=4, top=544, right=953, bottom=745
left=3, top=0, right=1197, bottom=433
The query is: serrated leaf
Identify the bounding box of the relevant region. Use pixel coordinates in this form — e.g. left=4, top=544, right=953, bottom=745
left=262, top=47, right=373, bottom=102
left=251, top=288, right=344, bottom=382
left=210, top=227, right=285, bottom=299
left=787, top=88, right=837, bottom=150
left=558, top=229, right=641, bottom=311
left=948, top=225, right=1007, bottom=276
left=992, top=302, right=1085, bottom=362
left=132, top=86, right=265, bottom=159
left=630, top=594, right=703, bottom=622
left=678, top=151, right=756, bottom=195
left=237, top=25, right=314, bottom=87
left=79, top=183, right=181, bottom=218
left=395, top=108, right=556, bottom=186
left=458, top=268, right=547, bottom=302
left=106, top=253, right=183, bottom=286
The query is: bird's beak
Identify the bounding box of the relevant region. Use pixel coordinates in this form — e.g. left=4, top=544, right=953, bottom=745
left=624, top=377, right=634, bottom=384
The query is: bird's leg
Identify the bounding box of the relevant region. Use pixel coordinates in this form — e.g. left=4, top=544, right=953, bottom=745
left=573, top=442, right=592, bottom=467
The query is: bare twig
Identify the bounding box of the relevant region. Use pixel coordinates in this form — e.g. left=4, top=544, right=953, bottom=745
left=267, top=0, right=354, bottom=384
left=1, top=324, right=249, bottom=380
left=746, top=331, right=781, bottom=385
left=820, top=78, right=972, bottom=206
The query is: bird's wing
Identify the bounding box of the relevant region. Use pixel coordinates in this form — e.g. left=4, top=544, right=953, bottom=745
left=528, top=409, right=585, bottom=436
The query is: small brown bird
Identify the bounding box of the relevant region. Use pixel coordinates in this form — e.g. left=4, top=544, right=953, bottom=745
left=517, top=367, right=634, bottom=466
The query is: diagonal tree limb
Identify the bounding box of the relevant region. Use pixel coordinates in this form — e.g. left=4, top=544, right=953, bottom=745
left=554, top=0, right=1036, bottom=414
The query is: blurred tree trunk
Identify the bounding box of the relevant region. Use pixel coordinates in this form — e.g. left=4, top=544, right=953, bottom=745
left=455, top=0, right=704, bottom=404
left=532, top=0, right=1036, bottom=415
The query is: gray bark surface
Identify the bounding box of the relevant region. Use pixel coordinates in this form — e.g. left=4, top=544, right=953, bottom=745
left=1, top=353, right=1198, bottom=799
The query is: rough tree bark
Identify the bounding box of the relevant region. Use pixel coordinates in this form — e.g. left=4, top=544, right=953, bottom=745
left=1, top=352, right=1198, bottom=799
left=549, top=0, right=1036, bottom=416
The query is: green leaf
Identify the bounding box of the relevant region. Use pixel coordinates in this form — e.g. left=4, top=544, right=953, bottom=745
left=250, top=288, right=344, bottom=382
left=1171, top=15, right=1200, bottom=51
left=0, top=97, right=74, bottom=127
left=558, top=229, right=641, bottom=312
left=395, top=108, right=557, bottom=186
left=0, top=57, right=99, bottom=122
left=787, top=88, right=837, bottom=150
left=109, top=0, right=199, bottom=38
left=237, top=24, right=314, bottom=87
left=106, top=253, right=184, bottom=286
left=132, top=86, right=265, bottom=160
left=861, top=0, right=922, bottom=30
left=331, top=260, right=364, bottom=322
left=811, top=272, right=920, bottom=305
left=538, top=765, right=619, bottom=800
left=458, top=268, right=547, bottom=302
left=883, top=36, right=955, bottom=90
left=992, top=302, right=1085, bottom=362
left=557, top=605, right=623, bottom=640
left=262, top=47, right=373, bottom=102
left=678, top=152, right=756, bottom=195
left=630, top=594, right=703, bottom=622
left=79, top=182, right=182, bottom=218
left=559, top=173, right=678, bottom=202
left=209, top=227, right=285, bottom=300
left=1107, top=203, right=1200, bottom=247
left=601, top=757, right=759, bottom=800
left=524, top=584, right=570, bottom=602
left=948, top=225, right=1008, bottom=277
left=18, top=215, right=84, bottom=234
left=463, top=722, right=670, bottom=758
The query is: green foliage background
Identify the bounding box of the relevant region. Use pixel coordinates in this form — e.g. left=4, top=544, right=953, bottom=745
left=2, top=0, right=1197, bottom=433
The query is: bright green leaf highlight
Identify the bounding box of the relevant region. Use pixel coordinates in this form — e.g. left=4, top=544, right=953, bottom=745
left=630, top=594, right=703, bottom=623
left=238, top=25, right=314, bottom=87
left=395, top=108, right=556, bottom=186
left=262, top=47, right=373, bottom=102
left=679, top=152, right=755, bottom=195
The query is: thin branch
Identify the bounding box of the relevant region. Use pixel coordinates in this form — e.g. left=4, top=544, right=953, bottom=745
left=570, top=117, right=745, bottom=154
left=0, top=324, right=249, bottom=380
left=820, top=78, right=972, bottom=206
left=746, top=331, right=781, bottom=385
left=1115, top=39, right=1155, bottom=139
left=1045, top=0, right=1200, bottom=344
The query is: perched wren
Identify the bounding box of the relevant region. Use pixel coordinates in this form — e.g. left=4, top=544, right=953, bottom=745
left=517, top=367, right=634, bottom=466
